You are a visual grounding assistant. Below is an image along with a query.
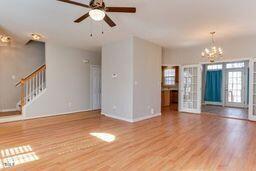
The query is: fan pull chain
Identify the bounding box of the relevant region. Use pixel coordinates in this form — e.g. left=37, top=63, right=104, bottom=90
left=101, top=22, right=104, bottom=35
left=90, top=19, right=93, bottom=37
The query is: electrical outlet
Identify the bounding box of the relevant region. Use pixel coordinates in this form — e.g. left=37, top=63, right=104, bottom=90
left=113, top=105, right=117, bottom=110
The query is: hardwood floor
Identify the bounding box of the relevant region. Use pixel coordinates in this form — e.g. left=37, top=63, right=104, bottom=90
left=0, top=110, right=256, bottom=170
left=0, top=111, right=21, bottom=117
left=202, top=105, right=248, bottom=120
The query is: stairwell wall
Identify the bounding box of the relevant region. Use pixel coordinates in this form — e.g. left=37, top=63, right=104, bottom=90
left=0, top=41, right=45, bottom=112
left=23, top=43, right=101, bottom=118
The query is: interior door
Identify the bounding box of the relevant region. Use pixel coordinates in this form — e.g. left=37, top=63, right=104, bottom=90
left=249, top=58, right=256, bottom=121
left=91, top=65, right=101, bottom=110
left=225, top=69, right=245, bottom=107
left=180, top=65, right=202, bottom=113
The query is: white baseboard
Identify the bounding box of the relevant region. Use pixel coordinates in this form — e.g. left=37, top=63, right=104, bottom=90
left=24, top=109, right=93, bottom=120
left=102, top=113, right=133, bottom=122
left=133, top=113, right=162, bottom=122
left=204, top=101, right=223, bottom=106
left=102, top=113, right=162, bottom=123
left=0, top=115, right=24, bottom=123
left=0, top=109, right=94, bottom=124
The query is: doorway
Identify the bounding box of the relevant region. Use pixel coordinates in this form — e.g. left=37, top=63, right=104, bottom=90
left=90, top=65, right=101, bottom=110
left=225, top=69, right=245, bottom=107
left=201, top=61, right=249, bottom=119
left=161, top=66, right=179, bottom=112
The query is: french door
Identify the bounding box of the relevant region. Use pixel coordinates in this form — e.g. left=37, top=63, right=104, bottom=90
left=225, top=69, right=245, bottom=107
left=180, top=65, right=202, bottom=113
left=249, top=58, right=256, bottom=121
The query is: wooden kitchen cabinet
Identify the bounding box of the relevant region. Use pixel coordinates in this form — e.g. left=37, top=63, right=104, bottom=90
left=161, top=90, right=170, bottom=107
left=170, top=90, right=178, bottom=103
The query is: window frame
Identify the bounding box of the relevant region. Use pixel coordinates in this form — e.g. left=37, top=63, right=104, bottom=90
left=206, top=64, right=223, bottom=71
left=226, top=62, right=245, bottom=69
left=163, top=68, right=176, bottom=86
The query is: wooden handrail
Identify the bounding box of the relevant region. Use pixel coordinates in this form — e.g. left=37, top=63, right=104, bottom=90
left=16, top=65, right=46, bottom=87
left=17, top=64, right=46, bottom=113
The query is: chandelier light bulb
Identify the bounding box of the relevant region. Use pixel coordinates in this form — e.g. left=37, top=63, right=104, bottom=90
left=0, top=35, right=11, bottom=43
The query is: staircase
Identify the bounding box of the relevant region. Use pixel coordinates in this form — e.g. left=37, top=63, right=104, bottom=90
left=16, top=65, right=46, bottom=113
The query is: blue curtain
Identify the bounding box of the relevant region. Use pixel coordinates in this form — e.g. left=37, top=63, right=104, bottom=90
left=204, top=70, right=222, bottom=102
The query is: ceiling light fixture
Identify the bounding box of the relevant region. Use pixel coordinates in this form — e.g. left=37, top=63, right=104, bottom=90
left=201, top=32, right=223, bottom=63
left=31, top=33, right=42, bottom=41
left=89, top=9, right=105, bottom=21
left=0, top=35, right=11, bottom=43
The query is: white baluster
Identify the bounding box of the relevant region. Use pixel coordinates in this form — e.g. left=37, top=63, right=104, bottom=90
left=39, top=72, right=41, bottom=92
left=42, top=70, right=45, bottom=89
left=26, top=81, right=28, bottom=103
left=30, top=79, right=32, bottom=101
left=32, top=77, right=34, bottom=100
left=36, top=73, right=38, bottom=96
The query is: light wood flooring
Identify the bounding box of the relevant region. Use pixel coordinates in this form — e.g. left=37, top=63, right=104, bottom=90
left=0, top=110, right=256, bottom=170
left=0, top=111, right=21, bottom=117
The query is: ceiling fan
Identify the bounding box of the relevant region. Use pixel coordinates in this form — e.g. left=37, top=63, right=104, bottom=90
left=57, top=0, right=136, bottom=27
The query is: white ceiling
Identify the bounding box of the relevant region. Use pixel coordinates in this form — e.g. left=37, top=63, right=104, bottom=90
left=1, top=0, right=256, bottom=51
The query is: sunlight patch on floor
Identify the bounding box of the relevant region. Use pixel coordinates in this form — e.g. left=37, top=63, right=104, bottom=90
left=0, top=145, right=39, bottom=169
left=90, top=133, right=116, bottom=142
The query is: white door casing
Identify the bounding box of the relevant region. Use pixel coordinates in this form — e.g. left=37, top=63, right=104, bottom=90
left=249, top=58, right=256, bottom=121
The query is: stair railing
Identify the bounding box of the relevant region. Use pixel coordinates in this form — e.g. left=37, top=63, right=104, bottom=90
left=16, top=65, right=46, bottom=111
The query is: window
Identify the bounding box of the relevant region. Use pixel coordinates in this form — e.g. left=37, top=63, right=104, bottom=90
left=226, top=62, right=245, bottom=69
left=164, top=68, right=175, bottom=85
left=207, top=64, right=222, bottom=70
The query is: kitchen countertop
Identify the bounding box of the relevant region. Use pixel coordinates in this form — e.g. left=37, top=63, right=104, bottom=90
left=162, top=88, right=179, bottom=91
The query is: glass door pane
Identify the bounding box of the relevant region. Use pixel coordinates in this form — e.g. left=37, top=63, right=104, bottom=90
left=180, top=65, right=201, bottom=113
left=227, top=71, right=243, bottom=103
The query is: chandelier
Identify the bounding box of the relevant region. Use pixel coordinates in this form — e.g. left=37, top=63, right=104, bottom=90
left=201, top=32, right=223, bottom=63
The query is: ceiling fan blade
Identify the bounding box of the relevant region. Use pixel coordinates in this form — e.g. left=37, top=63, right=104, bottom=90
left=74, top=13, right=90, bottom=23
left=104, top=15, right=116, bottom=27
left=105, top=7, right=136, bottom=13
left=57, top=0, right=90, bottom=8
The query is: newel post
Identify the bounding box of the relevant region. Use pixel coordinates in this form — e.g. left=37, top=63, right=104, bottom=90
left=20, top=79, right=25, bottom=112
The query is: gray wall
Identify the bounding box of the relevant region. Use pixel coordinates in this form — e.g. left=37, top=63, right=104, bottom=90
left=23, top=43, right=101, bottom=118
left=101, top=38, right=134, bottom=121
left=102, top=37, right=162, bottom=122
left=133, top=37, right=162, bottom=120
left=0, top=41, right=45, bottom=111
left=163, top=35, right=256, bottom=65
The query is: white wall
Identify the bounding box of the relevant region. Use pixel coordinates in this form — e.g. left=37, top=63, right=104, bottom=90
left=23, top=43, right=101, bottom=118
left=0, top=41, right=45, bottom=111
left=163, top=35, right=256, bottom=65
left=101, top=38, right=134, bottom=121
left=101, top=37, right=162, bottom=122
left=133, top=37, right=162, bottom=120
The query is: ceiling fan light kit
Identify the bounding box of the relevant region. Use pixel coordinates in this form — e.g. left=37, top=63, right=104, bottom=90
left=89, top=9, right=105, bottom=21
left=57, top=0, right=136, bottom=28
